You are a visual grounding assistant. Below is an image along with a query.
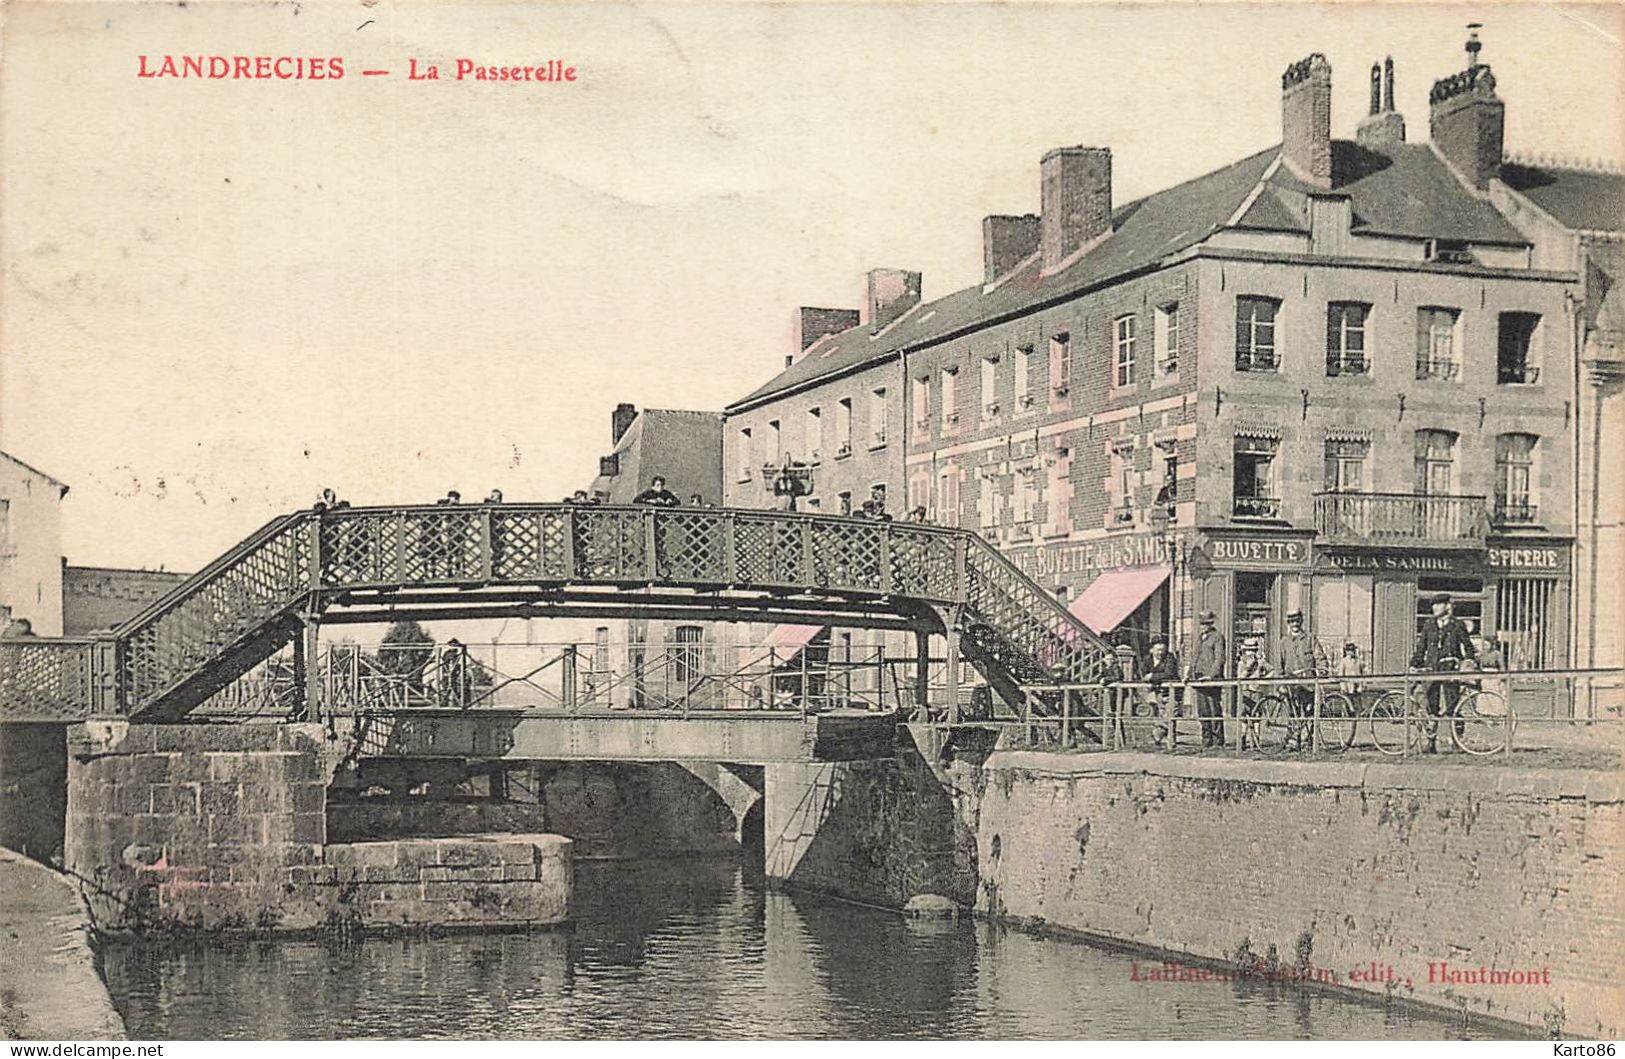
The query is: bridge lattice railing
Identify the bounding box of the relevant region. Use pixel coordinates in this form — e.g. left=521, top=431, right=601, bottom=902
left=0, top=504, right=1112, bottom=720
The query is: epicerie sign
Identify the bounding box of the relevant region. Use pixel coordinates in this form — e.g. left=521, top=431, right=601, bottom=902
left=1487, top=544, right=1568, bottom=573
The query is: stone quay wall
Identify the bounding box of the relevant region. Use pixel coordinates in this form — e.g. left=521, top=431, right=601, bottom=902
left=64, top=722, right=571, bottom=934
left=764, top=747, right=1622, bottom=1037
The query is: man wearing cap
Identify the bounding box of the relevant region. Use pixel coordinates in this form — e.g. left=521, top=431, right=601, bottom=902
left=1186, top=610, right=1228, bottom=747
left=1410, top=595, right=1477, bottom=753
left=1276, top=610, right=1329, bottom=750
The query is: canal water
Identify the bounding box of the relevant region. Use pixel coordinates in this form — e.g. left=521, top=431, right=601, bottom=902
left=99, top=858, right=1506, bottom=1039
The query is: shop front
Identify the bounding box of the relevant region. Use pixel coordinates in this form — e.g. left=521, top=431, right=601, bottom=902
left=1009, top=530, right=1196, bottom=656
left=1188, top=530, right=1316, bottom=666
left=1484, top=538, right=1573, bottom=670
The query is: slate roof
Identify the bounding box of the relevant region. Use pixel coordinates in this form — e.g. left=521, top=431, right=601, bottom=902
left=588, top=409, right=724, bottom=504
left=1500, top=161, right=1625, bottom=232
left=729, top=138, right=1537, bottom=411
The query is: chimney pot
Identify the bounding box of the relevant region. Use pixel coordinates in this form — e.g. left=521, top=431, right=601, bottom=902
left=1281, top=54, right=1333, bottom=189
left=1357, top=57, right=1406, bottom=150
left=1040, top=147, right=1113, bottom=274
left=1429, top=34, right=1503, bottom=189
left=982, top=214, right=1041, bottom=285
left=864, top=268, right=922, bottom=330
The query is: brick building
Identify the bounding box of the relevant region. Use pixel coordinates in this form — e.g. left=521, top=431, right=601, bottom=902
left=721, top=37, right=1601, bottom=676
left=61, top=565, right=188, bottom=636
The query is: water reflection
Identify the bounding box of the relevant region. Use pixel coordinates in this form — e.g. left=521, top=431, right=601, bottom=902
left=100, top=859, right=1511, bottom=1040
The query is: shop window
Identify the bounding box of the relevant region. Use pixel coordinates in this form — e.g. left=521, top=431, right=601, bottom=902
left=1315, top=577, right=1374, bottom=663
left=1494, top=433, right=1538, bottom=524
left=1414, top=576, right=1483, bottom=642
left=1416, top=307, right=1462, bottom=381
left=1323, top=437, right=1369, bottom=493
left=1114, top=314, right=1137, bottom=387
left=1234, top=572, right=1274, bottom=645
left=1232, top=434, right=1280, bottom=519
left=1154, top=303, right=1180, bottom=376
left=1235, top=296, right=1280, bottom=372
left=1414, top=430, right=1457, bottom=495
left=1495, top=577, right=1557, bottom=669
left=1497, top=312, right=1541, bottom=384
left=1326, top=302, right=1370, bottom=376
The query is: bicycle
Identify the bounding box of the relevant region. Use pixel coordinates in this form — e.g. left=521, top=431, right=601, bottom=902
left=1249, top=681, right=1356, bottom=751
left=1365, top=680, right=1516, bottom=756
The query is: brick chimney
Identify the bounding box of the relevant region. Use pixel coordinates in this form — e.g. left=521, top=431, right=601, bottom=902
left=794, top=306, right=860, bottom=357
left=1040, top=147, right=1112, bottom=274
left=1282, top=54, right=1332, bottom=188
left=611, top=402, right=637, bottom=444
left=864, top=268, right=922, bottom=329
left=1429, top=28, right=1504, bottom=189
left=1357, top=57, right=1406, bottom=150
left=982, top=214, right=1041, bottom=284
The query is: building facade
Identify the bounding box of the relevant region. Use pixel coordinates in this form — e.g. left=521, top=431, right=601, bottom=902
left=62, top=565, right=189, bottom=637
left=0, top=452, right=69, bottom=637
left=722, top=38, right=1598, bottom=678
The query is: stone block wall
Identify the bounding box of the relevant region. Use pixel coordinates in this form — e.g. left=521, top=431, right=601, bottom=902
left=65, top=722, right=331, bottom=931
left=974, top=752, right=1623, bottom=1038
left=63, top=723, right=572, bottom=934
left=318, top=835, right=571, bottom=931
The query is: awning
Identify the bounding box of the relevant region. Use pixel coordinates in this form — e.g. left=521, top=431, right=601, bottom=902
left=1067, top=566, right=1171, bottom=634
left=764, top=624, right=825, bottom=665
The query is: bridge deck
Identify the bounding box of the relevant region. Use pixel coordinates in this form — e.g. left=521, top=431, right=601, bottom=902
left=349, top=708, right=903, bottom=763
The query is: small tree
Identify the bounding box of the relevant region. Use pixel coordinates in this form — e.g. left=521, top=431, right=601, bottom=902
left=379, top=620, right=434, bottom=690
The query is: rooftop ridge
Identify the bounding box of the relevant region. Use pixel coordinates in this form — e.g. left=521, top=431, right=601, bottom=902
left=1504, top=151, right=1625, bottom=176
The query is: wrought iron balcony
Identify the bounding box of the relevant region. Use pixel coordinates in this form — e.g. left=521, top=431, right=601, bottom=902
left=1315, top=492, right=1488, bottom=548
left=1494, top=500, right=1539, bottom=525
left=1232, top=496, right=1282, bottom=520
left=1415, top=357, right=1461, bottom=381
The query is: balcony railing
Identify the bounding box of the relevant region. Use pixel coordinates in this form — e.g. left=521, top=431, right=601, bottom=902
left=1494, top=500, right=1539, bottom=525
left=1326, top=353, right=1368, bottom=377
left=1498, top=363, right=1541, bottom=385
left=1232, top=496, right=1282, bottom=520
left=1315, top=492, right=1488, bottom=547
left=1235, top=350, right=1278, bottom=372
left=1415, top=356, right=1461, bottom=381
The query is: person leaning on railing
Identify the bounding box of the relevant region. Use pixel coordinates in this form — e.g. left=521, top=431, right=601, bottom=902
left=1185, top=610, right=1227, bottom=748
left=1143, top=635, right=1181, bottom=748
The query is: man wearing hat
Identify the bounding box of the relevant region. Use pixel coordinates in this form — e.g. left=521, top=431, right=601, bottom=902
left=1186, top=610, right=1228, bottom=747
left=1236, top=637, right=1270, bottom=749
left=1276, top=609, right=1329, bottom=750
left=1410, top=594, right=1477, bottom=753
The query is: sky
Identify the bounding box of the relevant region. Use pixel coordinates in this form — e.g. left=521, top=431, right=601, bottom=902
left=3, top=0, right=1622, bottom=574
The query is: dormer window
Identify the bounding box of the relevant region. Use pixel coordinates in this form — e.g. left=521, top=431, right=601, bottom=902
left=1425, top=239, right=1474, bottom=265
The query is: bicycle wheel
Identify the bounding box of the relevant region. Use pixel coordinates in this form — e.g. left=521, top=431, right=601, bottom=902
left=1367, top=691, right=1417, bottom=756
left=1257, top=694, right=1297, bottom=749
left=1315, top=691, right=1358, bottom=751
left=1452, top=689, right=1516, bottom=756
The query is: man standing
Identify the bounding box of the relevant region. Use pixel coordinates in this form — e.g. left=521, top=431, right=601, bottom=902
left=1186, top=610, right=1227, bottom=748
left=1276, top=610, right=1328, bottom=751
left=1410, top=595, right=1477, bottom=753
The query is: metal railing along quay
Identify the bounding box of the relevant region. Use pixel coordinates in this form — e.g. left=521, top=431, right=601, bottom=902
left=1005, top=667, right=1622, bottom=759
